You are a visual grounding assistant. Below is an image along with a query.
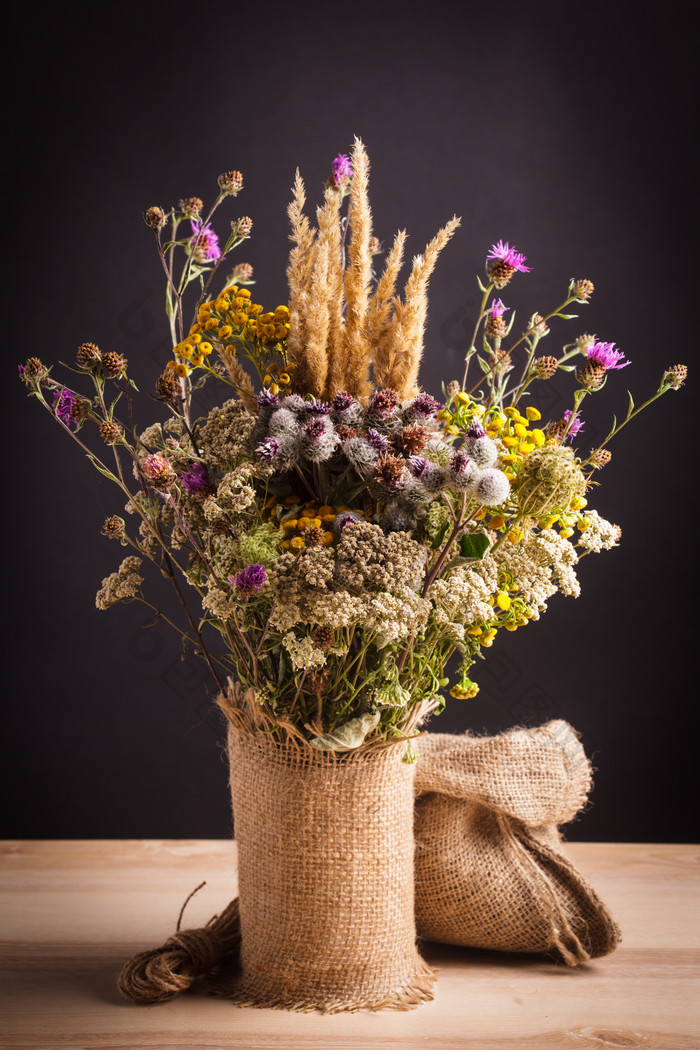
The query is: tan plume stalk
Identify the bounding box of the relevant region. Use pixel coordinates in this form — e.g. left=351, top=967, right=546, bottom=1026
left=286, top=171, right=317, bottom=391
left=342, top=138, right=374, bottom=399
left=316, top=189, right=345, bottom=400
left=304, top=241, right=331, bottom=398
left=217, top=347, right=258, bottom=414
left=369, top=229, right=408, bottom=388
left=384, top=217, right=461, bottom=397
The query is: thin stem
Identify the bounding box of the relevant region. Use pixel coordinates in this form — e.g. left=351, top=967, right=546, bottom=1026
left=460, top=282, right=494, bottom=390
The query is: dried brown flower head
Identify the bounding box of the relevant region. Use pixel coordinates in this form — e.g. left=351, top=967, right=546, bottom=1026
left=590, top=448, right=612, bottom=469
left=486, top=259, right=517, bottom=288
left=374, top=454, right=406, bottom=490
left=209, top=516, right=231, bottom=536
left=155, top=369, right=181, bottom=403
left=572, top=279, right=595, bottom=301
left=308, top=669, right=329, bottom=694
left=99, top=420, right=123, bottom=444
left=303, top=526, right=324, bottom=548
left=393, top=423, right=429, bottom=456
left=577, top=360, right=606, bottom=389
left=231, top=262, right=254, bottom=283
left=545, top=418, right=567, bottom=442
left=144, top=206, right=166, bottom=230
left=76, top=341, right=102, bottom=370
left=101, top=515, right=125, bottom=538
left=337, top=424, right=358, bottom=441
left=218, top=170, right=243, bottom=194
left=314, top=626, right=334, bottom=651
left=446, top=380, right=461, bottom=396
left=101, top=351, right=128, bottom=378
left=23, top=356, right=48, bottom=379
left=233, top=216, right=253, bottom=237
left=664, top=364, right=688, bottom=390
left=532, top=356, right=558, bottom=379
left=179, top=197, right=203, bottom=219
left=528, top=314, right=549, bottom=338
left=485, top=314, right=507, bottom=339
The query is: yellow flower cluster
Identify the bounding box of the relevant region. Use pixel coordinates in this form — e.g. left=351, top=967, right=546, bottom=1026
left=169, top=286, right=290, bottom=378
left=264, top=495, right=369, bottom=555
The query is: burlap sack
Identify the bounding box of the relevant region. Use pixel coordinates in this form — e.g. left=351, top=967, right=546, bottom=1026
left=221, top=717, right=435, bottom=1013
left=414, top=720, right=621, bottom=964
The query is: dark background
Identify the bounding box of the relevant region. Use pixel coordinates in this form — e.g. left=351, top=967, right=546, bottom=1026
left=5, top=2, right=697, bottom=843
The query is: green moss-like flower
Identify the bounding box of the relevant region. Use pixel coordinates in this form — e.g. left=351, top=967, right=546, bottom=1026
left=516, top=445, right=586, bottom=518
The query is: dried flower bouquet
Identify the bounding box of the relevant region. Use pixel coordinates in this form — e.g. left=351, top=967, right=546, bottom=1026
left=19, top=138, right=687, bottom=1012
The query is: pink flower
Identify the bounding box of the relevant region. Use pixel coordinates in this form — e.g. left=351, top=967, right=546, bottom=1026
left=330, top=154, right=353, bottom=187
left=489, top=298, right=509, bottom=318
left=586, top=341, right=630, bottom=370
left=486, top=240, right=531, bottom=273
left=189, top=221, right=222, bottom=264
left=563, top=409, right=584, bottom=441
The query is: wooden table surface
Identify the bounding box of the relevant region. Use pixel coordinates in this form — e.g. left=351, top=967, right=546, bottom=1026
left=0, top=841, right=698, bottom=1050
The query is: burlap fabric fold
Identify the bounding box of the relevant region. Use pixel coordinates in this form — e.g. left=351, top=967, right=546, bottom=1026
left=414, top=719, right=621, bottom=965
left=219, top=703, right=435, bottom=1013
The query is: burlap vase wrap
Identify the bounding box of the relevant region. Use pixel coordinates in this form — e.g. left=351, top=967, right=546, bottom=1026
left=222, top=708, right=436, bottom=1013
left=414, top=719, right=621, bottom=964
left=117, top=716, right=620, bottom=1009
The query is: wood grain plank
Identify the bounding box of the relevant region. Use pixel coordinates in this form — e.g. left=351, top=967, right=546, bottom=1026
left=0, top=841, right=698, bottom=1049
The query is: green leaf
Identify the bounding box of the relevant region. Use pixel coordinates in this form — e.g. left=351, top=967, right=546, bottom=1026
left=626, top=390, right=635, bottom=418
left=431, top=521, right=450, bottom=549
left=477, top=355, right=491, bottom=374
left=458, top=532, right=491, bottom=559
left=476, top=275, right=489, bottom=293
left=554, top=312, right=578, bottom=320
left=309, top=711, right=381, bottom=751
left=559, top=364, right=577, bottom=372
left=86, top=455, right=120, bottom=484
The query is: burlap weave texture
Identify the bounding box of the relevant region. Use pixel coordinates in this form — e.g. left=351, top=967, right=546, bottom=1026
left=414, top=720, right=621, bottom=964
left=226, top=723, right=436, bottom=1012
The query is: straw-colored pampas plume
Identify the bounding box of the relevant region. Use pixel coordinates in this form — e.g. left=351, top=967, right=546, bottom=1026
left=376, top=217, right=461, bottom=398
left=304, top=240, right=331, bottom=398
left=317, top=189, right=345, bottom=399
left=365, top=228, right=407, bottom=362
left=341, top=138, right=374, bottom=400
left=217, top=347, right=258, bottom=414
left=286, top=170, right=317, bottom=392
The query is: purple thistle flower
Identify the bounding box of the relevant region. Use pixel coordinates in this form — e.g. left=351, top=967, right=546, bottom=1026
left=586, top=340, right=630, bottom=370
left=304, top=417, right=326, bottom=440
left=17, top=364, right=25, bottom=375
left=406, top=392, right=442, bottom=418
left=489, top=298, right=509, bottom=318
left=408, top=455, right=430, bottom=477
left=450, top=450, right=472, bottom=476
left=230, top=563, right=267, bottom=595
left=305, top=397, right=331, bottom=415
left=189, top=220, right=223, bottom=264
left=181, top=461, right=211, bottom=494
left=330, top=154, right=353, bottom=187
left=256, top=437, right=279, bottom=461
left=53, top=388, right=78, bottom=428
left=486, top=240, right=532, bottom=273
left=467, top=420, right=487, bottom=439
left=256, top=390, right=279, bottom=408
left=331, top=390, right=355, bottom=411
left=563, top=409, right=584, bottom=442
left=366, top=428, right=390, bottom=453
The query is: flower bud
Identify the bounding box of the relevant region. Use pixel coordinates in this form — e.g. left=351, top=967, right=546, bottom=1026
left=232, top=216, right=253, bottom=237
left=144, top=206, right=166, bottom=230
left=178, top=197, right=203, bottom=219
left=663, top=364, right=688, bottom=390
left=218, top=170, right=243, bottom=194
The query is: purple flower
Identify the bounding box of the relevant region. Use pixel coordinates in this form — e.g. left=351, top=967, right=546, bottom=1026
left=53, top=388, right=77, bottom=428
left=304, top=417, right=327, bottom=440
left=256, top=437, right=279, bottom=461
left=586, top=341, right=630, bottom=370
left=330, top=154, right=353, bottom=187
left=181, top=461, right=210, bottom=494
left=563, top=410, right=584, bottom=442
left=305, top=397, right=331, bottom=415
left=406, top=392, right=442, bottom=419
left=489, top=298, right=509, bottom=318
left=450, top=450, right=472, bottom=476
left=189, top=220, right=223, bottom=264
left=467, top=420, right=487, bottom=439
left=17, top=364, right=25, bottom=376
left=366, top=428, right=389, bottom=453
left=230, top=564, right=267, bottom=595
left=331, top=390, right=355, bottom=411
left=486, top=240, right=532, bottom=273
left=256, top=390, right=279, bottom=409
left=408, top=455, right=430, bottom=477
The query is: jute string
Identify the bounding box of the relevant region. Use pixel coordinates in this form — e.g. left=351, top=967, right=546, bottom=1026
left=119, top=717, right=620, bottom=1007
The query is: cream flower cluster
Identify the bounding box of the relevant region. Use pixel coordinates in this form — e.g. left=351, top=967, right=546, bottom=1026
left=95, top=556, right=143, bottom=610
